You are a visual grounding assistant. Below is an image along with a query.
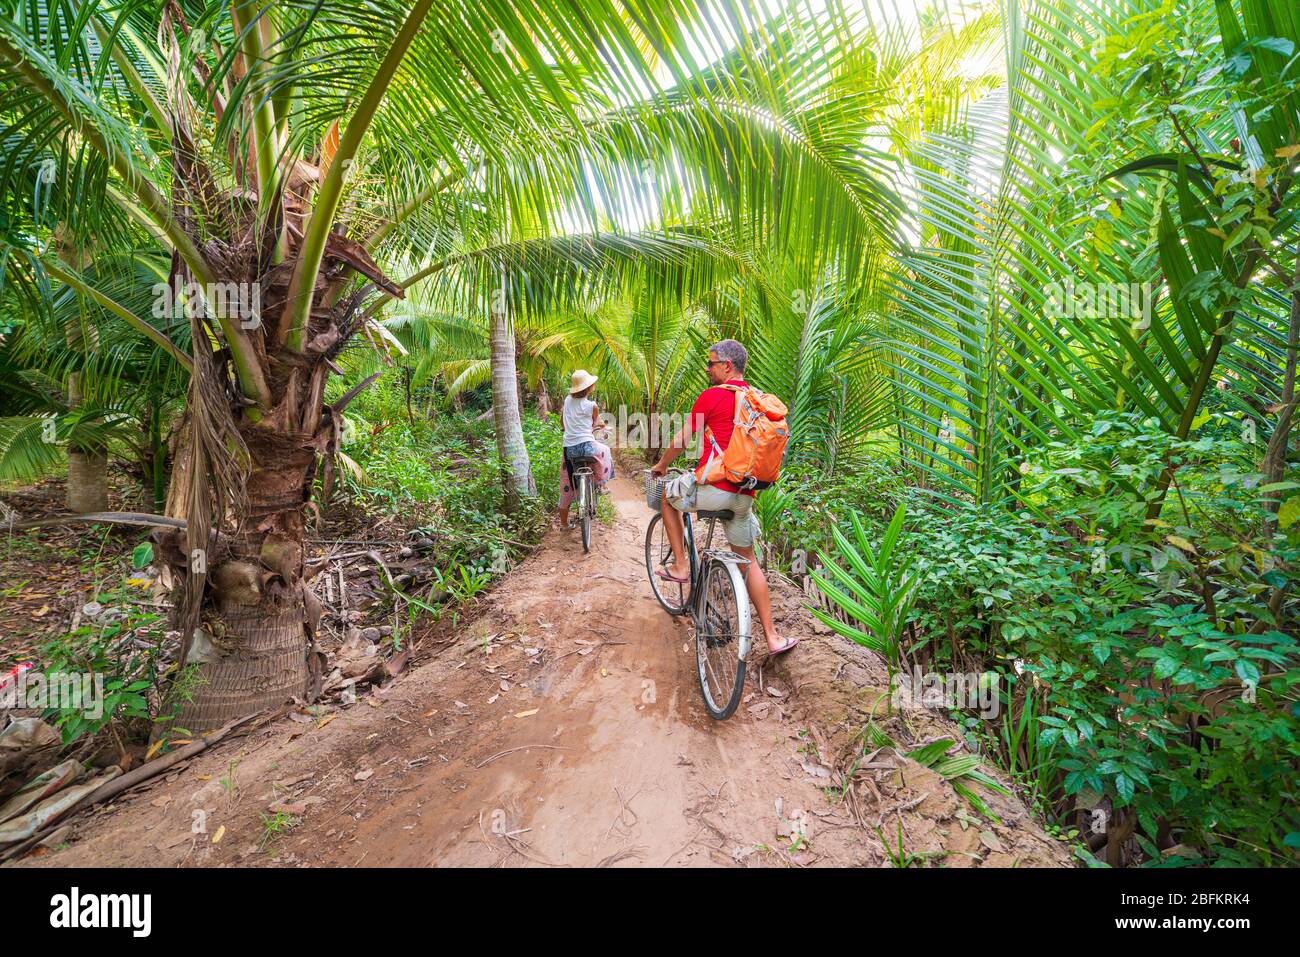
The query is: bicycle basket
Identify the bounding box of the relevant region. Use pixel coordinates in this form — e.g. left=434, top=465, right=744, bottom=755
left=644, top=470, right=666, bottom=510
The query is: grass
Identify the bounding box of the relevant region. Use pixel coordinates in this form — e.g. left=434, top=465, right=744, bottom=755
left=597, top=492, right=615, bottom=525
left=219, top=760, right=239, bottom=796
left=876, top=818, right=946, bottom=868
left=258, top=810, right=301, bottom=851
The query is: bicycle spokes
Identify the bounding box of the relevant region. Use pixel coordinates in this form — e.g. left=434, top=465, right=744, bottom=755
left=696, top=562, right=746, bottom=719
left=702, top=570, right=738, bottom=648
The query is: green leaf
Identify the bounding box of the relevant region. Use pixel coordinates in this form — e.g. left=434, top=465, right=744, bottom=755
left=1114, top=773, right=1134, bottom=805
left=1278, top=496, right=1300, bottom=529
left=132, top=541, right=154, bottom=570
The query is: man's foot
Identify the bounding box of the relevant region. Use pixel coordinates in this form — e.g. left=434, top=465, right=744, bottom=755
left=766, top=635, right=800, bottom=656
left=656, top=567, right=690, bottom=584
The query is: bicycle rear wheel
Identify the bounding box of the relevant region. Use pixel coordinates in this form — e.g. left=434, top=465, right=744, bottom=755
left=581, top=475, right=593, bottom=553
left=696, top=558, right=748, bottom=720
left=645, top=513, right=688, bottom=615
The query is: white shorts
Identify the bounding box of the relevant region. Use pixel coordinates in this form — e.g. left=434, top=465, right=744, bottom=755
left=664, top=473, right=761, bottom=548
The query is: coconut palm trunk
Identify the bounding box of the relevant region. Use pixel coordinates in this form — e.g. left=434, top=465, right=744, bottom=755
left=64, top=413, right=109, bottom=513
left=490, top=297, right=536, bottom=511
left=65, top=346, right=109, bottom=513
left=58, top=238, right=110, bottom=513
left=166, top=378, right=327, bottom=730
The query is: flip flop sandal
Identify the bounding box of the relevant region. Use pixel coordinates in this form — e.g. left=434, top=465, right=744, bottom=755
left=767, top=636, right=801, bottom=656
left=655, top=568, right=691, bottom=584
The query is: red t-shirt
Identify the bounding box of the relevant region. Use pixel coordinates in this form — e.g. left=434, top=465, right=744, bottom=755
left=685, top=378, right=754, bottom=496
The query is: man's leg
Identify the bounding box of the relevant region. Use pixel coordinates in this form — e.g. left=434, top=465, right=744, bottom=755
left=730, top=543, right=782, bottom=654
left=660, top=499, right=690, bottom=580
left=717, top=495, right=787, bottom=654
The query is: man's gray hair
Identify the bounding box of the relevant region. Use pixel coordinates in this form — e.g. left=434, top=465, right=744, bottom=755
left=711, top=339, right=748, bottom=373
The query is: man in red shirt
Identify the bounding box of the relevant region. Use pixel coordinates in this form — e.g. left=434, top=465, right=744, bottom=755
left=650, top=340, right=796, bottom=655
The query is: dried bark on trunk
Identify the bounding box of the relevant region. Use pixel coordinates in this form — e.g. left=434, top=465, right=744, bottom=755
left=66, top=448, right=109, bottom=514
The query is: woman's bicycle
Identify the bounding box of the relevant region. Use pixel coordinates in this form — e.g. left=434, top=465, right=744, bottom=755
left=571, top=454, right=599, bottom=553
left=643, top=469, right=753, bottom=719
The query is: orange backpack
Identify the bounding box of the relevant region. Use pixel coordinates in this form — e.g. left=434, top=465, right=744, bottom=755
left=695, top=384, right=790, bottom=491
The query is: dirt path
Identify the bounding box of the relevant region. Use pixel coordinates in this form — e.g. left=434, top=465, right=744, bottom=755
left=14, top=471, right=1072, bottom=868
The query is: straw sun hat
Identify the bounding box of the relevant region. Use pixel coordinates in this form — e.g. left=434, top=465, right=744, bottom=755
left=569, top=369, right=598, bottom=394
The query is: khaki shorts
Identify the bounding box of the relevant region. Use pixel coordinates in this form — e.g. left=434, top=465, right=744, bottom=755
left=664, top=473, right=761, bottom=548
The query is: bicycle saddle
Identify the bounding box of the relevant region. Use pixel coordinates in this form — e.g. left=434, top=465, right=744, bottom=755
left=696, top=509, right=735, bottom=521
left=570, top=456, right=598, bottom=468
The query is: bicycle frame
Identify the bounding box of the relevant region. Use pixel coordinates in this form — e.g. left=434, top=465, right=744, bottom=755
left=681, top=512, right=752, bottom=656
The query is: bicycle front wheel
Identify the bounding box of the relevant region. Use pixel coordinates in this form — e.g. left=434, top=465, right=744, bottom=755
left=645, top=513, right=688, bottom=615
left=696, top=558, right=749, bottom=720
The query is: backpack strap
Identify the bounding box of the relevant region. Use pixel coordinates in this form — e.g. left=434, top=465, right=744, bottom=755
left=704, top=383, right=744, bottom=456
left=697, top=383, right=748, bottom=483
left=704, top=426, right=724, bottom=458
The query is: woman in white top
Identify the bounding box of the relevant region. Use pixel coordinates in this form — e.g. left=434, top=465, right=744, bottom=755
left=558, top=369, right=614, bottom=529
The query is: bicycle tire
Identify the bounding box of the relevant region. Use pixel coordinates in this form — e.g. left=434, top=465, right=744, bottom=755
left=645, top=513, right=688, bottom=615
left=581, top=480, right=592, bottom=554
left=696, top=558, right=748, bottom=720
